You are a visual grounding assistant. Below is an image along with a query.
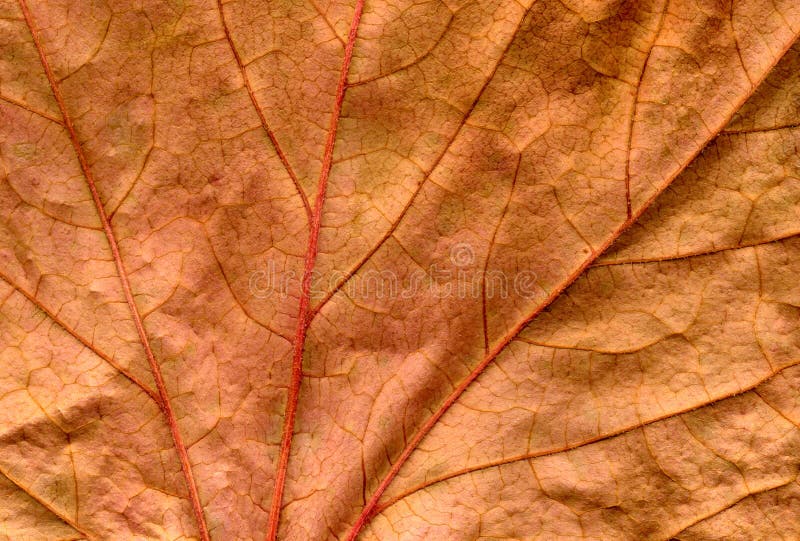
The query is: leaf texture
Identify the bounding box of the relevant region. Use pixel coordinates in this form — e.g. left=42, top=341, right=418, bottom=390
left=1, top=0, right=800, bottom=540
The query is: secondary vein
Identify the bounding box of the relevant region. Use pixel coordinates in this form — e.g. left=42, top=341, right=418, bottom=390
left=344, top=18, right=800, bottom=541
left=17, top=2, right=210, bottom=539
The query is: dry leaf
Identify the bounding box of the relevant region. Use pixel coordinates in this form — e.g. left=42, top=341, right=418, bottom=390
left=1, top=0, right=800, bottom=539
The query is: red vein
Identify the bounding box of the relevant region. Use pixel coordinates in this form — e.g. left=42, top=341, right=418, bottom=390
left=0, top=94, right=63, bottom=125
left=593, top=230, right=800, bottom=267
left=0, top=271, right=161, bottom=405
left=205, top=233, right=295, bottom=344
left=345, top=26, right=800, bottom=540
left=309, top=0, right=346, bottom=46
left=373, top=356, right=800, bottom=515
left=721, top=122, right=800, bottom=135
left=482, top=155, right=521, bottom=353
left=624, top=0, right=669, bottom=220
left=216, top=0, right=312, bottom=222
left=265, top=1, right=365, bottom=539
left=17, top=2, right=210, bottom=539
left=347, top=12, right=455, bottom=87
left=309, top=5, right=533, bottom=319
left=670, top=475, right=798, bottom=537
left=730, top=5, right=755, bottom=88
left=0, top=467, right=95, bottom=540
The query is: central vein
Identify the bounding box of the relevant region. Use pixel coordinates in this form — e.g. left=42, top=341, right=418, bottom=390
left=265, top=2, right=366, bottom=540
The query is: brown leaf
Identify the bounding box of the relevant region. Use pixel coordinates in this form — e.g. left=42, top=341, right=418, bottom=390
left=1, top=0, right=799, bottom=539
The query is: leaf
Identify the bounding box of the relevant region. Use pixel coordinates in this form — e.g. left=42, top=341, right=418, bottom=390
left=0, top=0, right=799, bottom=540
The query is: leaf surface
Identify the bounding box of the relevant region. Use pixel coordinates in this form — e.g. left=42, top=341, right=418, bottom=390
left=1, top=0, right=800, bottom=540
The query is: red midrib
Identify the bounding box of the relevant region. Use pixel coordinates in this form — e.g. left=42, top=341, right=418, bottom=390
left=17, top=2, right=211, bottom=539
left=265, top=2, right=366, bottom=540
